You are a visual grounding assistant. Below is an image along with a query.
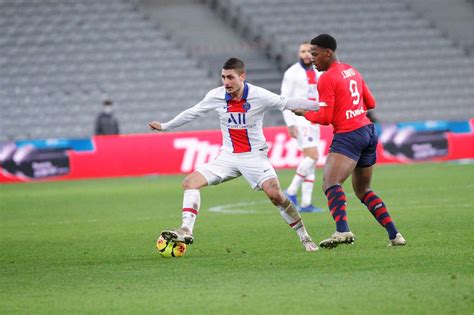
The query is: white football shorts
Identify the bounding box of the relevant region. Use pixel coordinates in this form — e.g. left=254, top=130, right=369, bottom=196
left=196, top=150, right=277, bottom=190
left=296, top=123, right=320, bottom=149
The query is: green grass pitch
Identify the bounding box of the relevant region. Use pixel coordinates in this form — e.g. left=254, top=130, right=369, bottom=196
left=1, top=162, right=473, bottom=314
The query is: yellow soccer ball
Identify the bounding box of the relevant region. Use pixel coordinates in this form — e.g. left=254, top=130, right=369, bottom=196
left=156, top=235, right=187, bottom=258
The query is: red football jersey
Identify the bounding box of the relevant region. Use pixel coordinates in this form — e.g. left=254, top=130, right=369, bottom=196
left=305, top=62, right=375, bottom=133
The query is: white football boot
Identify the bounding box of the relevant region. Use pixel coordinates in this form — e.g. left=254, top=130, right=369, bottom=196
left=319, top=231, right=356, bottom=249
left=388, top=233, right=406, bottom=246
left=301, top=237, right=319, bottom=252
left=160, top=227, right=194, bottom=244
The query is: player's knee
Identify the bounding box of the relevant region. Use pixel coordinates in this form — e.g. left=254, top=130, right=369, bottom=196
left=303, top=148, right=319, bottom=161
left=265, top=188, right=285, bottom=206
left=182, top=176, right=198, bottom=190
left=308, top=151, right=319, bottom=161
left=269, top=192, right=285, bottom=206
left=321, top=177, right=332, bottom=192
left=322, top=180, right=340, bottom=193
left=354, top=187, right=370, bottom=201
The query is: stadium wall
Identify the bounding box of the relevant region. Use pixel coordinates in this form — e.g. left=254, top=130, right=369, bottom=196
left=1, top=119, right=473, bottom=183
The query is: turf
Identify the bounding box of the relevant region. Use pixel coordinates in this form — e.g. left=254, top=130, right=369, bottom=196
left=1, top=162, right=473, bottom=314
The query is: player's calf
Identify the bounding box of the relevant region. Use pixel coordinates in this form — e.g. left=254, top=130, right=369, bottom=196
left=325, top=184, right=351, bottom=232
left=278, top=199, right=316, bottom=251
left=361, top=191, right=401, bottom=241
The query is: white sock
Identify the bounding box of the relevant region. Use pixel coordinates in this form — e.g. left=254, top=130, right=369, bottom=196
left=180, top=189, right=200, bottom=233
left=301, top=171, right=315, bottom=207
left=279, top=200, right=310, bottom=240
left=287, top=157, right=316, bottom=195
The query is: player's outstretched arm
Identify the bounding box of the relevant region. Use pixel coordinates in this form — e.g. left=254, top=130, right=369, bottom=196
left=362, top=81, right=376, bottom=110
left=148, top=107, right=202, bottom=132
left=149, top=93, right=215, bottom=132
left=260, top=87, right=318, bottom=112
left=284, top=98, right=319, bottom=111
left=149, top=121, right=162, bottom=131
left=303, top=105, right=333, bottom=125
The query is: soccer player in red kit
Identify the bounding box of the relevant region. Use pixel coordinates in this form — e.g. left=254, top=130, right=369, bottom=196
left=294, top=34, right=406, bottom=248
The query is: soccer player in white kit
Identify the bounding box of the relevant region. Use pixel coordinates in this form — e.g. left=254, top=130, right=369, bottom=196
left=149, top=58, right=319, bottom=252
left=281, top=42, right=323, bottom=213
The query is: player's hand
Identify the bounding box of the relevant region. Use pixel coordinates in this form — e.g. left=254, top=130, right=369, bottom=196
left=288, top=126, right=298, bottom=138
left=292, top=109, right=307, bottom=116
left=149, top=121, right=162, bottom=131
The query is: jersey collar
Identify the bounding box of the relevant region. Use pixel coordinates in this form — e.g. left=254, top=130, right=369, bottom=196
left=225, top=82, right=249, bottom=102
left=299, top=60, right=314, bottom=71
left=328, top=61, right=341, bottom=70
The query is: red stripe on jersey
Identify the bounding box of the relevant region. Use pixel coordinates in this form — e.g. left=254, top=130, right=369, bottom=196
left=229, top=128, right=251, bottom=153
left=305, top=68, right=318, bottom=111
left=227, top=98, right=251, bottom=153
left=306, top=69, right=317, bottom=85
left=227, top=99, right=246, bottom=113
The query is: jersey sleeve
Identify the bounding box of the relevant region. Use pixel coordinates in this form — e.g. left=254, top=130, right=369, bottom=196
left=161, top=91, right=215, bottom=131
left=362, top=80, right=376, bottom=109
left=303, top=73, right=335, bottom=125
left=281, top=68, right=296, bottom=126
left=259, top=87, right=289, bottom=111
left=282, top=110, right=297, bottom=127
left=280, top=70, right=294, bottom=98
left=259, top=86, right=318, bottom=111
left=317, top=73, right=336, bottom=108
left=304, top=104, right=333, bottom=125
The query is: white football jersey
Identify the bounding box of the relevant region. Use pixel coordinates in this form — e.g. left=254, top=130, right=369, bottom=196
left=281, top=62, right=322, bottom=127
left=161, top=83, right=316, bottom=153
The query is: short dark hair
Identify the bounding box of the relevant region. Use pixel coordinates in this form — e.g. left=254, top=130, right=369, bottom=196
left=310, top=34, right=337, bottom=51
left=103, top=100, right=112, bottom=106
left=222, top=58, right=246, bottom=74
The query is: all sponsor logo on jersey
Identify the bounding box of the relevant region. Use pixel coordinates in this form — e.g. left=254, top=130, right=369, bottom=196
left=228, top=113, right=246, bottom=124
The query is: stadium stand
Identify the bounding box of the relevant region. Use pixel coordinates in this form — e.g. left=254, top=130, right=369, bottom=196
left=0, top=0, right=217, bottom=141
left=141, top=1, right=283, bottom=91
left=210, top=0, right=474, bottom=123
left=139, top=0, right=284, bottom=124
left=1, top=0, right=473, bottom=141
left=408, top=0, right=474, bottom=55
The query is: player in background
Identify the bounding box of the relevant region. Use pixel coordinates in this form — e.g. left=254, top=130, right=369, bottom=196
left=149, top=58, right=319, bottom=251
left=281, top=42, right=323, bottom=213
left=293, top=34, right=406, bottom=248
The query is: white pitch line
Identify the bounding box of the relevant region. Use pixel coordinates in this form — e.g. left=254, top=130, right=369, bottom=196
left=206, top=199, right=472, bottom=215
left=207, top=200, right=272, bottom=214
